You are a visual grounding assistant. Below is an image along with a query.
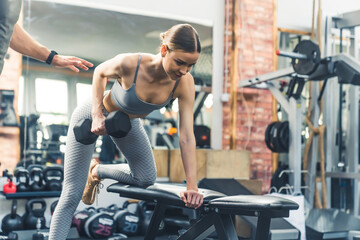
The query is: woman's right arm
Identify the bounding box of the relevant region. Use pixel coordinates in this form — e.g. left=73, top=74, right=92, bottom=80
left=91, top=55, right=127, bottom=135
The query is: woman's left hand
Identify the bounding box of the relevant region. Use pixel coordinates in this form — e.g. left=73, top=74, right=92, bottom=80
left=180, top=189, right=203, bottom=209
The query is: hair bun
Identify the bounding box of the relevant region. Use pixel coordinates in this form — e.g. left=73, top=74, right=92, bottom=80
left=160, top=32, right=166, bottom=40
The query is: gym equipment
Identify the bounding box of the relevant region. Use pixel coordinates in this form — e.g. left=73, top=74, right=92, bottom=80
left=137, top=201, right=165, bottom=236
left=83, top=211, right=115, bottom=239
left=50, top=200, right=58, bottom=216
left=199, top=178, right=300, bottom=239
left=72, top=207, right=96, bottom=237
left=277, top=40, right=321, bottom=75
left=107, top=182, right=298, bottom=240
left=265, top=121, right=289, bottom=153
left=13, top=227, right=79, bottom=240
left=22, top=199, right=46, bottom=230
left=43, top=165, right=63, bottom=191
left=31, top=219, right=44, bottom=240
left=72, top=207, right=115, bottom=239
left=113, top=201, right=141, bottom=236
left=14, top=168, right=30, bottom=192
left=193, top=125, right=211, bottom=148
left=2, top=172, right=16, bottom=194
left=143, top=110, right=179, bottom=149
left=0, top=232, right=18, bottom=240
left=1, top=200, right=23, bottom=234
left=96, top=204, right=119, bottom=217
left=107, top=233, right=128, bottom=239
left=306, top=208, right=360, bottom=239
left=28, top=167, right=45, bottom=191
left=73, top=110, right=131, bottom=145
left=0, top=90, right=18, bottom=127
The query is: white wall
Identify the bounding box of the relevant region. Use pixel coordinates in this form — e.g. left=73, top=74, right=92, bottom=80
left=278, top=0, right=360, bottom=31
left=34, top=0, right=215, bottom=26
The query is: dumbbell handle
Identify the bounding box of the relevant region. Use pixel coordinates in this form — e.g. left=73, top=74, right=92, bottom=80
left=276, top=49, right=308, bottom=60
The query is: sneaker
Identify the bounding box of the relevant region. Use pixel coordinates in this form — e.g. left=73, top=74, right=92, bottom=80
left=82, top=159, right=103, bottom=205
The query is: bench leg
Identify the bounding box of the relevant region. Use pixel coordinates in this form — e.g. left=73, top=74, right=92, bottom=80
left=213, top=214, right=239, bottom=240
left=178, top=212, right=238, bottom=240
left=144, top=202, right=167, bottom=240
left=255, top=215, right=271, bottom=240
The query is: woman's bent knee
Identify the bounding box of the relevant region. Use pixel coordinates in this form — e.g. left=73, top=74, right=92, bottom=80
left=136, top=174, right=156, bottom=187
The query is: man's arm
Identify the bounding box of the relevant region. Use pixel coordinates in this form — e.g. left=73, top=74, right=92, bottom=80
left=10, top=23, right=93, bottom=72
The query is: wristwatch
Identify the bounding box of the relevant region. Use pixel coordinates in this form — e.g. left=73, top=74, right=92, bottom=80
left=46, top=50, right=58, bottom=64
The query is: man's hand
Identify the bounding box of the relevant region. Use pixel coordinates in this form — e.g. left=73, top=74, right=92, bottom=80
left=52, top=55, right=93, bottom=72
left=180, top=189, right=203, bottom=209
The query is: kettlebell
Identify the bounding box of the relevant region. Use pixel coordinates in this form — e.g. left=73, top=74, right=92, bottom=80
left=3, top=174, right=16, bottom=194
left=1, top=200, right=24, bottom=234
left=32, top=219, right=44, bottom=240
left=50, top=200, right=58, bottom=216
left=23, top=199, right=46, bottom=230
left=114, top=200, right=141, bottom=236
left=29, top=167, right=45, bottom=191
left=43, top=165, right=64, bottom=191
left=14, top=168, right=30, bottom=192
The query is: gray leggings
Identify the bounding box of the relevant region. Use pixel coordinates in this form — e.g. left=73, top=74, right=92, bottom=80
left=49, top=98, right=157, bottom=240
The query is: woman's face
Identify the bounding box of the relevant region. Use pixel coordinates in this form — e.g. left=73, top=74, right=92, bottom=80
left=162, top=46, right=200, bottom=80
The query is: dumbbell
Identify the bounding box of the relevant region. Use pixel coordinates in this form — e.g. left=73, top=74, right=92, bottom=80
left=73, top=111, right=131, bottom=145
left=0, top=232, right=18, bottom=240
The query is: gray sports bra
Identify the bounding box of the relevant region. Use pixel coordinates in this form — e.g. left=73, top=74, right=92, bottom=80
left=111, top=54, right=180, bottom=115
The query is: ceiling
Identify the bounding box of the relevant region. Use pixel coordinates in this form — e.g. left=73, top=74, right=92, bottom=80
left=23, top=1, right=213, bottom=65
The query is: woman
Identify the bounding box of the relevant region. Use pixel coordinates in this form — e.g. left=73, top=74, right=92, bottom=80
left=49, top=23, right=203, bottom=239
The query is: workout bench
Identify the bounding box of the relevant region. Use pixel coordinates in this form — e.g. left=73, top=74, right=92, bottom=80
left=107, top=183, right=299, bottom=240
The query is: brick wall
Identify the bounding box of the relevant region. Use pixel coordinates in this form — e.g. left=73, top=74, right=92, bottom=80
left=223, top=0, right=274, bottom=192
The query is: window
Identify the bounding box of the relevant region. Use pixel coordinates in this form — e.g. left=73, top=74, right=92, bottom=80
left=35, top=78, right=68, bottom=125
left=76, top=83, right=92, bottom=106
left=18, top=76, right=24, bottom=115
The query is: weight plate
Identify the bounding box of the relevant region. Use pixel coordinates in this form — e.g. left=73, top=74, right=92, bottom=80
left=292, top=40, right=321, bottom=75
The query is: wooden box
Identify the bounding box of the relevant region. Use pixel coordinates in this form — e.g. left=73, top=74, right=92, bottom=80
left=168, top=149, right=250, bottom=183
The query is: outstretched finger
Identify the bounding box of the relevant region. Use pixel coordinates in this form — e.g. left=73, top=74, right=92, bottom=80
left=73, top=57, right=93, bottom=67
left=67, top=65, right=79, bottom=72
left=72, top=60, right=89, bottom=71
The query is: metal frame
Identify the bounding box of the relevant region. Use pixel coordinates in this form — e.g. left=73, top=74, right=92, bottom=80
left=324, top=11, right=360, bottom=216
left=240, top=71, right=304, bottom=195
left=241, top=42, right=360, bottom=212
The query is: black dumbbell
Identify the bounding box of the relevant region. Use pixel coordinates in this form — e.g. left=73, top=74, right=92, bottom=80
left=0, top=232, right=18, bottom=240
left=114, top=201, right=141, bottom=236
left=73, top=111, right=131, bottom=145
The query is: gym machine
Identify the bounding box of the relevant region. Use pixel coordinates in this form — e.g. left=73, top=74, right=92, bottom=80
left=240, top=40, right=360, bottom=203
left=0, top=90, right=18, bottom=127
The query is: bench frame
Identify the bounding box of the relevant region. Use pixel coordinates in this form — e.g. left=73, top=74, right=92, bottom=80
left=107, top=183, right=297, bottom=240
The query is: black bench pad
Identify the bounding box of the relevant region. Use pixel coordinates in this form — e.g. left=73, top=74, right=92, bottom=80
left=107, top=183, right=226, bottom=207
left=209, top=195, right=299, bottom=211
